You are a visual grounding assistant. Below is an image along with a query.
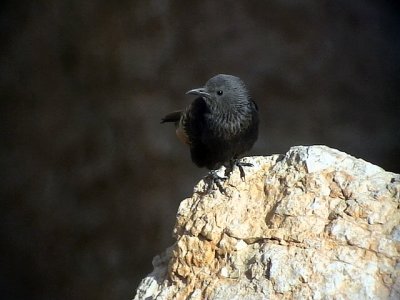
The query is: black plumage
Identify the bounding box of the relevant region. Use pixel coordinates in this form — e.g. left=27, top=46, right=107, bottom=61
left=161, top=74, right=259, bottom=175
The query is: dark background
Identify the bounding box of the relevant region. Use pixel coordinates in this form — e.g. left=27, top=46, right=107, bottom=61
left=1, top=1, right=399, bottom=299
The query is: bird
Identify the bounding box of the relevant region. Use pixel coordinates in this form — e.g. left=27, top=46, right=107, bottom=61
left=161, top=74, right=259, bottom=181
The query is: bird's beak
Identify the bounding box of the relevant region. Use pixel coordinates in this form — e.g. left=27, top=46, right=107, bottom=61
left=186, top=88, right=211, bottom=99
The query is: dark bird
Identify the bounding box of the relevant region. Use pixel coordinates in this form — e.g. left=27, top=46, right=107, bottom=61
left=161, top=74, right=259, bottom=180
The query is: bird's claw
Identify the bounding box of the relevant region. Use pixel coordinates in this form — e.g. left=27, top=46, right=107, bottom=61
left=232, top=160, right=254, bottom=180
left=206, top=170, right=228, bottom=194
left=205, top=160, right=254, bottom=193
left=238, top=161, right=253, bottom=179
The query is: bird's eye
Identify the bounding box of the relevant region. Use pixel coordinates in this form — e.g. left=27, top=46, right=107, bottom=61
left=217, top=90, right=223, bottom=96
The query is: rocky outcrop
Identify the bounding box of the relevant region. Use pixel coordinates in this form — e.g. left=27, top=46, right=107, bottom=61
left=134, top=146, right=400, bottom=300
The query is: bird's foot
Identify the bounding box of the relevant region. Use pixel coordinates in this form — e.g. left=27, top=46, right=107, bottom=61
left=207, top=169, right=228, bottom=194
left=232, top=160, right=253, bottom=180
left=204, top=160, right=254, bottom=194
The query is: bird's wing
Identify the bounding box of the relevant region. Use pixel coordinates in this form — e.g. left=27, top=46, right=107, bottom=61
left=160, top=111, right=182, bottom=124
left=250, top=98, right=258, bottom=111
left=184, top=98, right=210, bottom=141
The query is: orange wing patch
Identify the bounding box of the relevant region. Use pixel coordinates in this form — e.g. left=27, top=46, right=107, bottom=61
left=176, top=127, right=190, bottom=145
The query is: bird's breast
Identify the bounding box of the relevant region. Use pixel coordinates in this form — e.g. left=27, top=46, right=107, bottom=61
left=206, top=112, right=253, bottom=138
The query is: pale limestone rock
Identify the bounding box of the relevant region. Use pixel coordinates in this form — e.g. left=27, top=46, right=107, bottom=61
left=134, top=145, right=400, bottom=300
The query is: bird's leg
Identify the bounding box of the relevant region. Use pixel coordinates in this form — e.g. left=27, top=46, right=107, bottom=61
left=205, top=159, right=254, bottom=194
left=207, top=169, right=228, bottom=194
left=224, top=160, right=234, bottom=178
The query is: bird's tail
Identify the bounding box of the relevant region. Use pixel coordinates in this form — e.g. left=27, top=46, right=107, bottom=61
left=160, top=111, right=182, bottom=124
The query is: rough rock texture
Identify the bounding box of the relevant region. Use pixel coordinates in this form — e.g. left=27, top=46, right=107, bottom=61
left=134, top=146, right=400, bottom=300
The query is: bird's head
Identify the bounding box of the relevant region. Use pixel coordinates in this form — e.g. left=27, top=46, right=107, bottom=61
left=186, top=74, right=250, bottom=112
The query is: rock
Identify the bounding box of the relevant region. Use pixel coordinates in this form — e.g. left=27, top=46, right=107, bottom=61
left=133, top=145, right=400, bottom=300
